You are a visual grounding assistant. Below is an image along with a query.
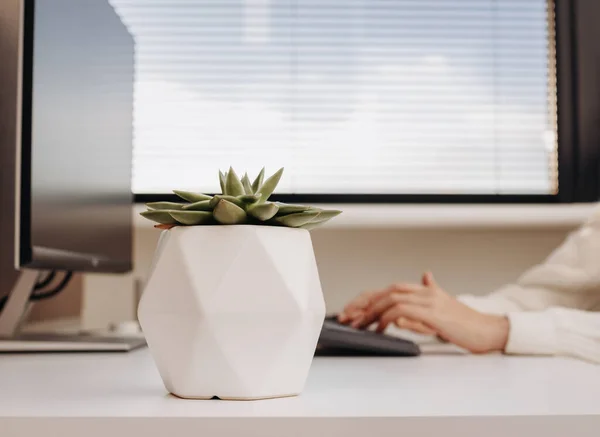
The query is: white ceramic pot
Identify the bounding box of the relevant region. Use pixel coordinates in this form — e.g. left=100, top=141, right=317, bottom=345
left=138, top=225, right=326, bottom=400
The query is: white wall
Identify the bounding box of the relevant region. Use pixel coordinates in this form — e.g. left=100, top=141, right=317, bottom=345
left=311, top=228, right=567, bottom=312
left=130, top=226, right=569, bottom=315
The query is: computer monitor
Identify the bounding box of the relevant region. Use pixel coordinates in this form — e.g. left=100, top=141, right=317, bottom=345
left=0, top=0, right=141, bottom=351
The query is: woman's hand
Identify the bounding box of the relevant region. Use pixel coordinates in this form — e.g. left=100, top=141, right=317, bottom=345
left=338, top=272, right=510, bottom=354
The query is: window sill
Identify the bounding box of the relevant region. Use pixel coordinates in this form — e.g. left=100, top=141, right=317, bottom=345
left=134, top=203, right=597, bottom=230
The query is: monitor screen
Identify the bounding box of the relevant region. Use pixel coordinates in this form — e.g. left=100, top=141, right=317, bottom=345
left=21, top=0, right=134, bottom=272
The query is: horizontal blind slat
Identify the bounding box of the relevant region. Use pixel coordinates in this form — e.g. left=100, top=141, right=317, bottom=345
left=110, top=0, right=556, bottom=195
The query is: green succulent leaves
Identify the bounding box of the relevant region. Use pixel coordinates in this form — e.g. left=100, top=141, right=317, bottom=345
left=251, top=168, right=265, bottom=193
left=140, top=210, right=179, bottom=225
left=225, top=167, right=245, bottom=197
left=170, top=210, right=213, bottom=226
left=141, top=167, right=341, bottom=230
left=241, top=173, right=253, bottom=195
left=247, top=202, right=279, bottom=221
left=172, top=191, right=212, bottom=203
left=145, top=201, right=185, bottom=211
left=183, top=200, right=212, bottom=211
left=257, top=167, right=283, bottom=203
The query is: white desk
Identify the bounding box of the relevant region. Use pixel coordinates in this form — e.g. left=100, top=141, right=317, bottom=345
left=1, top=349, right=599, bottom=437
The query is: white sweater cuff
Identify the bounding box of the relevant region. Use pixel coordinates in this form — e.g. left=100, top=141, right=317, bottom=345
left=505, top=311, right=558, bottom=356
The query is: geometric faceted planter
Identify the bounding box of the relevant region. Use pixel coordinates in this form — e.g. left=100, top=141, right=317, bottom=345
left=138, top=225, right=326, bottom=400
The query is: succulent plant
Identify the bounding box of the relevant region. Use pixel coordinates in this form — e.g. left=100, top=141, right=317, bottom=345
left=141, top=167, right=342, bottom=230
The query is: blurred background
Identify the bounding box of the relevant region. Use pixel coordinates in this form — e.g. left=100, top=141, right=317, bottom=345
left=25, top=0, right=599, bottom=331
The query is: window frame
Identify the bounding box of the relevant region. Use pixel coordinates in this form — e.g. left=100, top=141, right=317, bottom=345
left=135, top=0, right=600, bottom=205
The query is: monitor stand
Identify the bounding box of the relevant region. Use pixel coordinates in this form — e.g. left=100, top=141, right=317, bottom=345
left=0, top=270, right=146, bottom=352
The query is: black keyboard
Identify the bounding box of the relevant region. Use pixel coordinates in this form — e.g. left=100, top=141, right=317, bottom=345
left=316, top=316, right=421, bottom=357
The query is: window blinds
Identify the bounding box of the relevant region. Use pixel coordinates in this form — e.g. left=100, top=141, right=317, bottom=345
left=111, top=0, right=556, bottom=195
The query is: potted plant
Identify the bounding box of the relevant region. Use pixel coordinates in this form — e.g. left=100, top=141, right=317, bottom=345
left=138, top=167, right=341, bottom=400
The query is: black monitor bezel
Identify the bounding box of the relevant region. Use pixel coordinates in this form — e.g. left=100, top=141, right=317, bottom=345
left=18, top=0, right=33, bottom=268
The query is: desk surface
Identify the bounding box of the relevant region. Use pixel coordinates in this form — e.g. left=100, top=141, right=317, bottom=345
left=1, top=349, right=600, bottom=436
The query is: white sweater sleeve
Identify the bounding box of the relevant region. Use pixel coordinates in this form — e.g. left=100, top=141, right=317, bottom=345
left=458, top=205, right=600, bottom=363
